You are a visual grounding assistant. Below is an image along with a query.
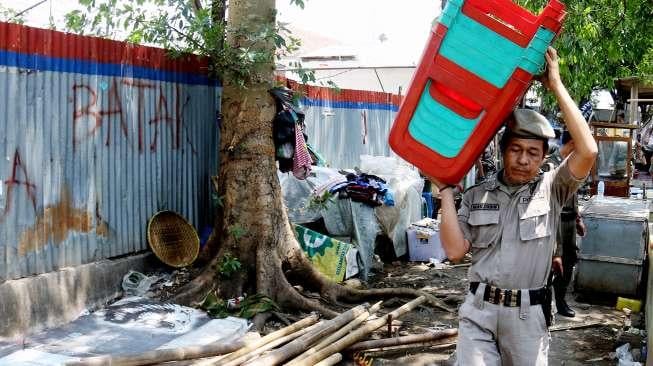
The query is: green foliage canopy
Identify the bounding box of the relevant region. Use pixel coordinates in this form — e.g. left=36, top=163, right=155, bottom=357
left=517, top=0, right=653, bottom=101
left=64, top=0, right=302, bottom=87
left=38, top=0, right=653, bottom=102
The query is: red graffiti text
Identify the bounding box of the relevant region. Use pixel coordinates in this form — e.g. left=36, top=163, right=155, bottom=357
left=72, top=79, right=196, bottom=154
left=2, top=149, right=37, bottom=221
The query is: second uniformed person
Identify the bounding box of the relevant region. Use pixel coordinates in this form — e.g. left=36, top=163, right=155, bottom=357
left=548, top=130, right=586, bottom=318
left=431, top=48, right=598, bottom=365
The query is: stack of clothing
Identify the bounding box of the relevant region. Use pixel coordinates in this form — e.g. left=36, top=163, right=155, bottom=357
left=329, top=173, right=395, bottom=207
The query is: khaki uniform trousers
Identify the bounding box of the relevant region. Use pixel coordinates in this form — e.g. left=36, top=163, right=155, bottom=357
left=455, top=284, right=549, bottom=366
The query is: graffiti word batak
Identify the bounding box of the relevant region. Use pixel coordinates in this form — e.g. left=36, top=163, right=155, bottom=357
left=72, top=78, right=196, bottom=154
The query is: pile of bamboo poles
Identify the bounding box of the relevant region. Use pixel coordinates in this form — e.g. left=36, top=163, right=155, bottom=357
left=67, top=296, right=457, bottom=366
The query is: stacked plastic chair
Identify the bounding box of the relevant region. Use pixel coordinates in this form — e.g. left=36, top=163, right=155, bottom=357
left=389, top=0, right=566, bottom=184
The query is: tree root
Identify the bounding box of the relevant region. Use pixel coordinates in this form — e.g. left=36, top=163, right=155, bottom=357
left=171, top=257, right=220, bottom=306
left=170, top=225, right=455, bottom=322
left=277, top=283, right=339, bottom=318
left=260, top=250, right=339, bottom=318
left=332, top=286, right=455, bottom=313
left=169, top=246, right=455, bottom=319
left=285, top=247, right=455, bottom=313
left=253, top=312, right=273, bottom=331
left=271, top=311, right=293, bottom=326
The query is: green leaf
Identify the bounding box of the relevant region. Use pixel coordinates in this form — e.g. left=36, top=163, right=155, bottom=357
left=216, top=252, right=242, bottom=278
left=238, top=294, right=280, bottom=319
left=199, top=292, right=230, bottom=318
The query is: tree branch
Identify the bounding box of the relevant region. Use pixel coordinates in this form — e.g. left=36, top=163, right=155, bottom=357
left=166, top=22, right=210, bottom=54
left=190, top=0, right=203, bottom=16
left=211, top=0, right=226, bottom=51
left=134, top=17, right=211, bottom=55
left=10, top=0, right=47, bottom=21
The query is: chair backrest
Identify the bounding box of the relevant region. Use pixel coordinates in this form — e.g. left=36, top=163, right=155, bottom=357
left=389, top=0, right=566, bottom=184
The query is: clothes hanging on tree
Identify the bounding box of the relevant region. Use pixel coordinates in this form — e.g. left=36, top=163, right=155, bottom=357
left=292, top=124, right=313, bottom=179
left=269, top=87, right=313, bottom=178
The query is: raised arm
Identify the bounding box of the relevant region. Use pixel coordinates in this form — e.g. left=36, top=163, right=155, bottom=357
left=542, top=47, right=598, bottom=179
left=433, top=181, right=469, bottom=263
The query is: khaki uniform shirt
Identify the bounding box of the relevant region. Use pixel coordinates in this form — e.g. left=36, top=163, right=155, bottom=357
left=457, top=158, right=583, bottom=290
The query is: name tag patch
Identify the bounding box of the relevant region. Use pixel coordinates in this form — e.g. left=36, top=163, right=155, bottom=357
left=471, top=203, right=499, bottom=211
left=520, top=193, right=545, bottom=204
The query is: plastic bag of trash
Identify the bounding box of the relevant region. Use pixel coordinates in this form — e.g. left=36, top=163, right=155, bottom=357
left=617, top=343, right=634, bottom=361
left=122, top=270, right=158, bottom=296
left=619, top=360, right=642, bottom=366
left=616, top=343, right=642, bottom=365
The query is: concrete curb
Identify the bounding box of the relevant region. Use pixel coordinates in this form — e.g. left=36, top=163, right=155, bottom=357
left=0, top=253, right=154, bottom=339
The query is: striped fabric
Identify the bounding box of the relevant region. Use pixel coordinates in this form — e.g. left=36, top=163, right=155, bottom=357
left=293, top=124, right=313, bottom=180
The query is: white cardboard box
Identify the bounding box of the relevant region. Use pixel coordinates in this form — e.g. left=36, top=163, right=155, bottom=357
left=406, top=227, right=446, bottom=262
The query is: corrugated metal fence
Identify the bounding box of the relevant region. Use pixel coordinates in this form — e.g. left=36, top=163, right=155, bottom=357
left=0, top=22, right=401, bottom=282
left=0, top=22, right=220, bottom=281
left=288, top=80, right=402, bottom=169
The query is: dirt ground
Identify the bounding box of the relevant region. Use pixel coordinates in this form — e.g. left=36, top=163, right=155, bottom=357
left=144, top=258, right=641, bottom=366
left=352, top=260, right=637, bottom=366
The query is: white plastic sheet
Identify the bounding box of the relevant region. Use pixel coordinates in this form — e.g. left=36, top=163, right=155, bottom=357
left=278, top=166, right=345, bottom=224
left=0, top=349, right=78, bottom=366
left=0, top=298, right=250, bottom=365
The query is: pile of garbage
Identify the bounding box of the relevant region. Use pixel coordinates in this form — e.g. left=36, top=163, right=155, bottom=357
left=612, top=308, right=647, bottom=365
left=614, top=342, right=647, bottom=366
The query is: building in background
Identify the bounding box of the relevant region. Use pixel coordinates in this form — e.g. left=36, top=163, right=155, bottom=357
left=277, top=26, right=423, bottom=94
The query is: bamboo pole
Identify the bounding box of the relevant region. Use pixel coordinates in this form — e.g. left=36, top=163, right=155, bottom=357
left=67, top=314, right=320, bottom=366
left=313, top=353, right=342, bottom=366
left=244, top=304, right=369, bottom=366
left=287, top=296, right=427, bottom=366
left=288, top=302, right=382, bottom=364
left=346, top=328, right=457, bottom=352
left=186, top=314, right=319, bottom=366
left=356, top=341, right=456, bottom=358
left=65, top=339, right=248, bottom=366
left=549, top=320, right=604, bottom=332
left=218, top=321, right=324, bottom=366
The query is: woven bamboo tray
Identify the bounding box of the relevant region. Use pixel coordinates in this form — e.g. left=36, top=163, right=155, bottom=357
left=147, top=210, right=199, bottom=267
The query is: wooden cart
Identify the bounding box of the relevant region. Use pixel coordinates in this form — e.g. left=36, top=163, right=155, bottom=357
left=589, top=77, right=653, bottom=197
left=589, top=122, right=636, bottom=197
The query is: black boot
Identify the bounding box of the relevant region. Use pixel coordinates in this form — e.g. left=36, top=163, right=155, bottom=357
left=553, top=271, right=576, bottom=318
left=556, top=299, right=576, bottom=318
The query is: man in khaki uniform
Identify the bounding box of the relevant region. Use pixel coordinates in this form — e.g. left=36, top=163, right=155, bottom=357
left=430, top=48, right=598, bottom=365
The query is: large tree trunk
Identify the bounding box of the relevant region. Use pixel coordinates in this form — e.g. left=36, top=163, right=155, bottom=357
left=174, top=0, right=332, bottom=313
left=173, top=0, right=437, bottom=316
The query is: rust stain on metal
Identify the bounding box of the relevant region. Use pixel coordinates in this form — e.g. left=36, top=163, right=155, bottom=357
left=18, top=188, right=108, bottom=256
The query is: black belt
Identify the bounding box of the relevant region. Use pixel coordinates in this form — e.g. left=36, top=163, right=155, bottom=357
left=469, top=282, right=547, bottom=307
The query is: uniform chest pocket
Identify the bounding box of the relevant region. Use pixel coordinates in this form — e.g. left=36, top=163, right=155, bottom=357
left=468, top=211, right=499, bottom=248
left=518, top=199, right=551, bottom=241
